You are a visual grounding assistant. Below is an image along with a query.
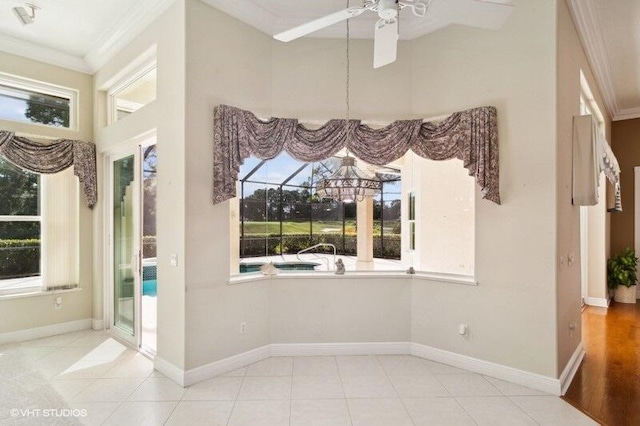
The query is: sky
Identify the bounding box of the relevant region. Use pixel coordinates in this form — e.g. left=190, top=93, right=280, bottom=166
left=0, top=97, right=29, bottom=123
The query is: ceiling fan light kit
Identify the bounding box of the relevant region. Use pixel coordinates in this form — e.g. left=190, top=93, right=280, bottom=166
left=273, top=0, right=432, bottom=69
left=272, top=0, right=516, bottom=68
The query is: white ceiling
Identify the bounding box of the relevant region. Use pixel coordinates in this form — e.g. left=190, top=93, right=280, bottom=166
left=0, top=0, right=132, bottom=57
left=0, top=0, right=175, bottom=73
left=201, top=0, right=515, bottom=41
left=0, top=0, right=638, bottom=121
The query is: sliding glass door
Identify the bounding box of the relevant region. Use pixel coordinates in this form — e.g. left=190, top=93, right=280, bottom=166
left=108, top=141, right=157, bottom=353
left=110, top=149, right=140, bottom=344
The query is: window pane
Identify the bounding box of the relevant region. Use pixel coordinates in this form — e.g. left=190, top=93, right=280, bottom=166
left=0, top=221, right=40, bottom=280
left=0, top=84, right=70, bottom=127
left=113, top=67, right=157, bottom=122
left=0, top=157, right=40, bottom=216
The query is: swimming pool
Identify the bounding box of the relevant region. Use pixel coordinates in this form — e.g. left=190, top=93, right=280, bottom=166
left=239, top=261, right=320, bottom=273
left=142, top=262, right=157, bottom=296
left=142, top=260, right=320, bottom=288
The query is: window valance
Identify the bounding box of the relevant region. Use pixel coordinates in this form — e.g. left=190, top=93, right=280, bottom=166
left=213, top=104, right=500, bottom=205
left=0, top=131, right=97, bottom=209
left=572, top=115, right=622, bottom=210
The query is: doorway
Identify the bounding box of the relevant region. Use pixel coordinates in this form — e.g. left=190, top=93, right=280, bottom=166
left=107, top=139, right=157, bottom=355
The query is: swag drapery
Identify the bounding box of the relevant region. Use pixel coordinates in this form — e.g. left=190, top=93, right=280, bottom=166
left=213, top=104, right=500, bottom=205
left=0, top=131, right=97, bottom=208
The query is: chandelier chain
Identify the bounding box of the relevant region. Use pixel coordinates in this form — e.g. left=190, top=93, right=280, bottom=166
left=346, top=0, right=351, bottom=152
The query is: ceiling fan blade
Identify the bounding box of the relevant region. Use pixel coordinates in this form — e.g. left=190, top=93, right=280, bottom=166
left=273, top=7, right=366, bottom=42
left=373, top=18, right=398, bottom=69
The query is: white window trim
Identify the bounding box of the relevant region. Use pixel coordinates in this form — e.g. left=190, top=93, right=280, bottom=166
left=227, top=271, right=477, bottom=286
left=0, top=71, right=78, bottom=131
left=107, top=59, right=157, bottom=125
left=0, top=287, right=82, bottom=301
left=408, top=191, right=416, bottom=251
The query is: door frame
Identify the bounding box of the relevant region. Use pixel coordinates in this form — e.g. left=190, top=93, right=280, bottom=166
left=102, top=130, right=156, bottom=350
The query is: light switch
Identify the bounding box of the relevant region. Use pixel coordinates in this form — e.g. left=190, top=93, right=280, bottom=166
left=170, top=254, right=178, bottom=267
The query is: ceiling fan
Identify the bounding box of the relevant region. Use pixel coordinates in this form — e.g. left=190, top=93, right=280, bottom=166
left=273, top=0, right=432, bottom=69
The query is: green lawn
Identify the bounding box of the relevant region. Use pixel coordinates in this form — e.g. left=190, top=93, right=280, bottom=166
left=243, top=220, right=399, bottom=236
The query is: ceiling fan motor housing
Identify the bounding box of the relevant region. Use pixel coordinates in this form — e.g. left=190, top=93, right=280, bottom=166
left=378, top=0, right=399, bottom=20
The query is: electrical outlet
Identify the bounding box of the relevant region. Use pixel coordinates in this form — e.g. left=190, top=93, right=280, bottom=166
left=458, top=323, right=468, bottom=336
left=54, top=297, right=62, bottom=310
left=240, top=322, right=247, bottom=334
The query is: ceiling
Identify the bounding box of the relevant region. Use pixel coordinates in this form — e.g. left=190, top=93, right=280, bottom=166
left=568, top=0, right=640, bottom=121
left=200, top=0, right=515, bottom=41
left=0, top=0, right=638, bottom=121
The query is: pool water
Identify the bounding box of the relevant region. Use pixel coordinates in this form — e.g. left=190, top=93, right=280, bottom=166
left=142, top=261, right=319, bottom=290
left=240, top=261, right=320, bottom=273
left=142, top=263, right=157, bottom=296
left=143, top=280, right=157, bottom=296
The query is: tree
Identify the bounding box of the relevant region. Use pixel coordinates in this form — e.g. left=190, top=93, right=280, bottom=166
left=0, top=158, right=40, bottom=239
left=142, top=146, right=157, bottom=236
left=25, top=94, right=70, bottom=127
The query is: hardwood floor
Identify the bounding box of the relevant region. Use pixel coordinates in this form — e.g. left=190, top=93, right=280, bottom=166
left=563, top=301, right=640, bottom=426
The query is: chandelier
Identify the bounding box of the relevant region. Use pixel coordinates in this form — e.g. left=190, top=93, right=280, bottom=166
left=315, top=0, right=382, bottom=203
left=316, top=156, right=383, bottom=203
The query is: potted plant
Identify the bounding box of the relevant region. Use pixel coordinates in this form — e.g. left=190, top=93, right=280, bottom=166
left=607, top=248, right=638, bottom=304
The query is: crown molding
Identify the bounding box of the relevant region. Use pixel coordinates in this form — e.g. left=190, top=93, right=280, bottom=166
left=0, top=0, right=176, bottom=75
left=613, top=107, right=640, bottom=122
left=0, top=33, right=92, bottom=74
left=83, top=0, right=177, bottom=73
left=567, top=0, right=621, bottom=121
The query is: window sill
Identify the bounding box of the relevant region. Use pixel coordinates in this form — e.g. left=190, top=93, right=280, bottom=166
left=411, top=271, right=478, bottom=286
left=0, top=287, right=82, bottom=301
left=228, top=270, right=477, bottom=286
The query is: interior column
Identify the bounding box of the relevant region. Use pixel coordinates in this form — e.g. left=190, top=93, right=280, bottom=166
left=356, top=198, right=374, bottom=270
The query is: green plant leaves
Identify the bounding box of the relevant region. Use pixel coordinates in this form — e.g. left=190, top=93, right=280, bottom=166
left=607, top=247, right=638, bottom=289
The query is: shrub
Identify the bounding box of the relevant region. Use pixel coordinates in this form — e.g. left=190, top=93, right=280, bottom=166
left=239, top=233, right=401, bottom=259
left=0, top=239, right=40, bottom=279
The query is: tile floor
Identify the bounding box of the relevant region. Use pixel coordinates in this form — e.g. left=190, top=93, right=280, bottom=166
left=0, top=330, right=597, bottom=425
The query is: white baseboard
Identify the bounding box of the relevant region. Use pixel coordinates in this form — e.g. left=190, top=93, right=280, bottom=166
left=585, top=297, right=610, bottom=308
left=184, top=345, right=271, bottom=387
left=179, top=340, right=562, bottom=396
left=270, top=341, right=411, bottom=357
left=410, top=343, right=562, bottom=395
left=182, top=342, right=408, bottom=387
left=0, top=318, right=92, bottom=346
left=154, top=356, right=187, bottom=387
left=92, top=319, right=104, bottom=330
left=559, top=342, right=585, bottom=395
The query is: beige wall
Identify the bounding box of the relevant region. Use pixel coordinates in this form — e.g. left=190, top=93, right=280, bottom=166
left=0, top=52, right=94, bottom=335
left=93, top=0, right=186, bottom=369
left=410, top=0, right=558, bottom=377
left=181, top=0, right=590, bottom=379
left=611, top=118, right=640, bottom=254
left=183, top=0, right=273, bottom=369
left=556, top=0, right=611, bottom=373
left=269, top=279, right=411, bottom=343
